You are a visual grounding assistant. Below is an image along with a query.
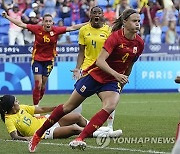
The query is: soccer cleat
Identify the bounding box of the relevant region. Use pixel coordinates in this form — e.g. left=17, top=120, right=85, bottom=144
left=109, top=129, right=123, bottom=138
left=97, top=126, right=111, bottom=132
left=28, top=132, right=41, bottom=152
left=69, top=138, right=86, bottom=150
left=93, top=126, right=110, bottom=137
left=93, top=130, right=109, bottom=138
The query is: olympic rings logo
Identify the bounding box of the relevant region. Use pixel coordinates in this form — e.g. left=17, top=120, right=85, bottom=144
left=149, top=45, right=161, bottom=52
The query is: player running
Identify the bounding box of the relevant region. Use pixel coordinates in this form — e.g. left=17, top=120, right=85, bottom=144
left=29, top=8, right=144, bottom=152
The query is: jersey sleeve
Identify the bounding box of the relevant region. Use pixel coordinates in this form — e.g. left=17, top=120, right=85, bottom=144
left=27, top=24, right=39, bottom=34
left=133, top=38, right=144, bottom=62
left=139, top=40, right=144, bottom=55
left=103, top=32, right=118, bottom=54
left=21, top=105, right=35, bottom=116
left=78, top=27, right=85, bottom=45
left=5, top=117, right=17, bottom=133
left=55, top=26, right=67, bottom=35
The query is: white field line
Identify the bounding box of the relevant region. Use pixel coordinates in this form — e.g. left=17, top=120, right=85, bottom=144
left=85, top=100, right=179, bottom=104
left=121, top=100, right=179, bottom=104
left=0, top=139, right=170, bottom=154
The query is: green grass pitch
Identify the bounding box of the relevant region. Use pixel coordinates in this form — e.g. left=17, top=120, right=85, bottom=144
left=0, top=93, right=180, bottom=154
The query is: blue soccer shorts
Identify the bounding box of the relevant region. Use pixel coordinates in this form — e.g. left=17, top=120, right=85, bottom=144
left=74, top=74, right=121, bottom=97
left=32, top=60, right=54, bottom=77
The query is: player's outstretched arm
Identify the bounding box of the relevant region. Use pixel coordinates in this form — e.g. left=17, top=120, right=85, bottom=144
left=10, top=130, right=31, bottom=141
left=34, top=106, right=57, bottom=114
left=2, top=11, right=27, bottom=29
left=66, top=22, right=88, bottom=32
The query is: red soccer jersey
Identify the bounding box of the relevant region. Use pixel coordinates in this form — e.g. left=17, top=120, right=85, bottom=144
left=84, top=28, right=144, bottom=83
left=27, top=24, right=67, bottom=61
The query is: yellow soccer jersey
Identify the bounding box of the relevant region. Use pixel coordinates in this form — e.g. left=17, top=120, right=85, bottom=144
left=78, top=23, right=111, bottom=70
left=5, top=105, right=46, bottom=137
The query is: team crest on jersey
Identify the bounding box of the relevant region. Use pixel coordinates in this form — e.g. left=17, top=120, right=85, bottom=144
left=50, top=31, right=54, bottom=36
left=80, top=85, right=86, bottom=93
left=35, top=67, right=38, bottom=72
left=133, top=47, right=138, bottom=54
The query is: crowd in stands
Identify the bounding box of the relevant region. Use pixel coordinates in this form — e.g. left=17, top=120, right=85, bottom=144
left=0, top=0, right=179, bottom=45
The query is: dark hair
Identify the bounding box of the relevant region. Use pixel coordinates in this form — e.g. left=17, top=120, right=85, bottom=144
left=112, top=8, right=137, bottom=32
left=43, top=14, right=53, bottom=20
left=106, top=4, right=112, bottom=8
left=90, top=6, right=103, bottom=14
left=0, top=95, right=15, bottom=122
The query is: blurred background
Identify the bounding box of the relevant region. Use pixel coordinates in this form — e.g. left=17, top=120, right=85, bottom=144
left=0, top=0, right=180, bottom=94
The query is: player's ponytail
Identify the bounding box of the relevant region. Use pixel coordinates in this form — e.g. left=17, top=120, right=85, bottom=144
left=0, top=97, right=5, bottom=122
left=112, top=8, right=137, bottom=32
left=112, top=15, right=123, bottom=32
left=0, top=95, right=15, bottom=123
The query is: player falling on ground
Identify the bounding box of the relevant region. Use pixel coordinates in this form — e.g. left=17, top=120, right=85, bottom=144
left=0, top=95, right=117, bottom=141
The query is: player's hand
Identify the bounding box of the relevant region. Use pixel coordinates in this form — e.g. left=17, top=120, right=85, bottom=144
left=146, top=6, right=150, bottom=12
left=114, top=73, right=129, bottom=85
left=2, top=11, right=8, bottom=18
left=24, top=136, right=32, bottom=141
left=70, top=68, right=81, bottom=80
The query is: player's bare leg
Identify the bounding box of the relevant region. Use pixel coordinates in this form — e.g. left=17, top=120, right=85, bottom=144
left=59, top=113, right=87, bottom=127
left=69, top=91, right=119, bottom=150
left=53, top=125, right=83, bottom=139
left=29, top=90, right=86, bottom=152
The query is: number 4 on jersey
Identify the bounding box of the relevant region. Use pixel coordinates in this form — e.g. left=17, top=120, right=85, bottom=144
left=92, top=40, right=96, bottom=48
